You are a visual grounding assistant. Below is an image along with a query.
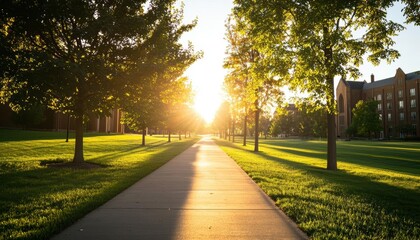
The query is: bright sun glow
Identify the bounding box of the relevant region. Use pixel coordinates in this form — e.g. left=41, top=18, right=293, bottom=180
left=179, top=0, right=232, bottom=124
left=193, top=90, right=223, bottom=124
left=187, top=62, right=224, bottom=124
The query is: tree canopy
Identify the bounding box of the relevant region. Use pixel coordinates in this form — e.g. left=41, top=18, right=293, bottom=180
left=349, top=99, right=382, bottom=138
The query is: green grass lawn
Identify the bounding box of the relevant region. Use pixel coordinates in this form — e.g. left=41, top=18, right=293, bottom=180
left=215, top=138, right=420, bottom=239
left=0, top=129, right=198, bottom=240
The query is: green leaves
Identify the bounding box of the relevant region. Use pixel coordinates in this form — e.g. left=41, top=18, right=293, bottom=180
left=402, top=0, right=420, bottom=25
left=0, top=0, right=194, bottom=118
left=350, top=99, right=382, bottom=137
left=234, top=0, right=408, bottom=112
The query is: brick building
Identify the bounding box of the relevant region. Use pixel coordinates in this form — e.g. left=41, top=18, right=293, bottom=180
left=336, top=68, right=420, bottom=138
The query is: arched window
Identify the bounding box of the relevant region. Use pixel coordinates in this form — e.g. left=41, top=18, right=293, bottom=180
left=339, top=94, right=344, bottom=113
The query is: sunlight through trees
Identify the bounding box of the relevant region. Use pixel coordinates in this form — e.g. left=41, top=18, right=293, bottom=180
left=0, top=0, right=200, bottom=164
left=227, top=0, right=418, bottom=169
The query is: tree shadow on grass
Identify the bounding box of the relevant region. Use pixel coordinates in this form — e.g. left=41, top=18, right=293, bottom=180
left=262, top=142, right=420, bottom=176
left=255, top=150, right=420, bottom=234
left=215, top=139, right=420, bottom=226
left=0, top=129, right=121, bottom=142
left=84, top=139, right=169, bottom=156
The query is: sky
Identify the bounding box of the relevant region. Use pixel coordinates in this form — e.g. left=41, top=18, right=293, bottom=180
left=179, top=1, right=420, bottom=123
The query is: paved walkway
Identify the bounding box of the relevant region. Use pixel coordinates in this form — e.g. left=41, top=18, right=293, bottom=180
left=52, top=137, right=307, bottom=239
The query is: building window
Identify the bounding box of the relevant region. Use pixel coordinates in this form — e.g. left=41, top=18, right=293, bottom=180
left=377, top=94, right=382, bottom=101
left=378, top=103, right=382, bottom=111
left=400, top=113, right=404, bottom=121
left=388, top=113, right=392, bottom=121
left=387, top=102, right=392, bottom=110
left=398, top=90, right=403, bottom=98
left=410, top=88, right=416, bottom=96
left=411, top=99, right=417, bottom=108
left=399, top=100, right=404, bottom=109
left=412, top=112, right=417, bottom=121
left=379, top=113, right=383, bottom=120
left=339, top=95, right=344, bottom=113
left=386, top=92, right=392, bottom=100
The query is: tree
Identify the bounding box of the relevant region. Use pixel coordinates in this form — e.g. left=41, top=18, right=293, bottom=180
left=270, top=101, right=327, bottom=138
left=161, top=76, right=195, bottom=142
left=293, top=99, right=328, bottom=138
left=349, top=100, right=382, bottom=138
left=270, top=109, right=294, bottom=137
left=233, top=0, right=409, bottom=169
left=0, top=0, right=197, bottom=164
left=213, top=101, right=230, bottom=139
left=259, top=113, right=271, bottom=139
left=122, top=57, right=197, bottom=146
left=12, top=103, right=46, bottom=129
left=224, top=16, right=283, bottom=151
left=121, top=85, right=162, bottom=146
left=224, top=16, right=253, bottom=146
left=121, top=5, right=199, bottom=146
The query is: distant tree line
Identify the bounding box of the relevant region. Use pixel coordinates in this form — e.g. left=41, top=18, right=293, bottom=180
left=271, top=102, right=327, bottom=138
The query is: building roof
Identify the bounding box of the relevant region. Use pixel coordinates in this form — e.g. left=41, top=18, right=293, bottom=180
left=362, top=76, right=393, bottom=90
left=406, top=71, right=420, bottom=81
left=341, top=69, right=420, bottom=91
left=346, top=80, right=365, bottom=89
left=342, top=70, right=420, bottom=91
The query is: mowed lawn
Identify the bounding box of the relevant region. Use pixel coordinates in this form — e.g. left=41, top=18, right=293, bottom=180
left=0, top=129, right=198, bottom=240
left=215, top=138, right=420, bottom=239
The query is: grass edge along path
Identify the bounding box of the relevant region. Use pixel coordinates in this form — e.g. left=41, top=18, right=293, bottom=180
left=0, top=130, right=199, bottom=240
left=214, top=138, right=420, bottom=240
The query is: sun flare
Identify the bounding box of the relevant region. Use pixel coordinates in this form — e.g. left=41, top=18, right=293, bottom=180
left=193, top=91, right=222, bottom=124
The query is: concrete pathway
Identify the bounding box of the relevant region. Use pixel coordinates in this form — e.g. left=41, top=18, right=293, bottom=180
left=52, top=137, right=307, bottom=240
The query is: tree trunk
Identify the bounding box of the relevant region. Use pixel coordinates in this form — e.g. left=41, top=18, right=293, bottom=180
left=243, top=114, right=247, bottom=146
left=232, top=117, right=235, bottom=143
left=323, top=30, right=337, bottom=170
left=168, top=130, right=171, bottom=142
left=327, top=112, right=337, bottom=170
left=326, top=73, right=337, bottom=170
left=142, top=127, right=146, bottom=146
left=66, top=114, right=70, bottom=142
left=179, top=132, right=181, bottom=140
left=73, top=116, right=84, bottom=164
left=254, top=108, right=260, bottom=152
